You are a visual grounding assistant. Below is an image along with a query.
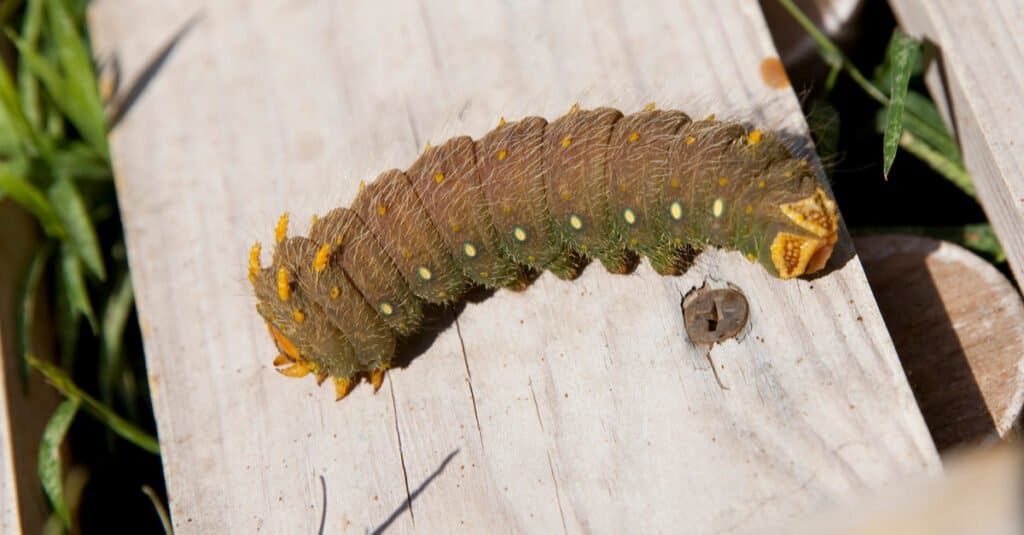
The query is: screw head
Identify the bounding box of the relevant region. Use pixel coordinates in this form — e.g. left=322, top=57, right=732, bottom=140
left=682, top=286, right=749, bottom=344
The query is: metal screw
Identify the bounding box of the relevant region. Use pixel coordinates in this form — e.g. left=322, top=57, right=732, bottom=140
left=682, top=286, right=749, bottom=344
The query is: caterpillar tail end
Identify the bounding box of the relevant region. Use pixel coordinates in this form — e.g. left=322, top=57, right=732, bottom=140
left=770, top=188, right=839, bottom=279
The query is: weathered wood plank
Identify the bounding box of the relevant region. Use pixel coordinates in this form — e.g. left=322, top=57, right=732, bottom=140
left=0, top=204, right=61, bottom=534
left=88, top=1, right=938, bottom=532
left=889, top=0, right=1024, bottom=288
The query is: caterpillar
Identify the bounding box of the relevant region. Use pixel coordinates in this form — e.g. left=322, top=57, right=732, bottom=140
left=247, top=105, right=839, bottom=401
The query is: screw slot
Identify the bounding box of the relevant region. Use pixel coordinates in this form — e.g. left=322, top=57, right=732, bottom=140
left=682, top=285, right=749, bottom=344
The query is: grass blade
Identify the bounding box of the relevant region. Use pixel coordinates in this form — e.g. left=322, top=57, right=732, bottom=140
left=17, top=242, right=50, bottom=387
left=141, top=485, right=173, bottom=535
left=48, top=175, right=106, bottom=279
left=27, top=354, right=160, bottom=455
left=18, top=0, right=46, bottom=130
left=881, top=29, right=921, bottom=178
left=100, top=273, right=134, bottom=406
left=39, top=398, right=80, bottom=529
left=45, top=0, right=109, bottom=156
left=58, top=243, right=97, bottom=332
left=0, top=160, right=63, bottom=236
left=0, top=42, right=42, bottom=157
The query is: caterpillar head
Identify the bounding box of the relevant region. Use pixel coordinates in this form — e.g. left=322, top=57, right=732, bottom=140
left=767, top=186, right=838, bottom=279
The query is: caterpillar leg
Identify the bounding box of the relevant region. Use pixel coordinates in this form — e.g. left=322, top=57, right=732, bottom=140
left=597, top=247, right=639, bottom=275
left=544, top=249, right=588, bottom=281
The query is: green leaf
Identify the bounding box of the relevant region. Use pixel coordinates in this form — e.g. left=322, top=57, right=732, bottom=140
left=0, top=160, right=64, bottom=236
left=17, top=243, right=50, bottom=387
left=898, top=129, right=975, bottom=197
left=52, top=141, right=113, bottom=181
left=18, top=0, right=47, bottom=131
left=28, top=354, right=160, bottom=455
left=39, top=399, right=80, bottom=530
left=58, top=244, right=97, bottom=332
left=44, top=0, right=109, bottom=156
left=48, top=176, right=106, bottom=279
left=99, top=274, right=134, bottom=406
left=881, top=29, right=921, bottom=178
left=0, top=42, right=42, bottom=157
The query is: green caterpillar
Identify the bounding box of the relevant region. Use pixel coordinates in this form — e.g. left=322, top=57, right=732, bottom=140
left=247, top=105, right=839, bottom=400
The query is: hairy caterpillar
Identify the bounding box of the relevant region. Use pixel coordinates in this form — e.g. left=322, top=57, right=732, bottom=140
left=247, top=105, right=839, bottom=400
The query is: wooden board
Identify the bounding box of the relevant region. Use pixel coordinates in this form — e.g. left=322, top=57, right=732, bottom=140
left=87, top=1, right=939, bottom=532
left=856, top=235, right=1024, bottom=450
left=0, top=204, right=61, bottom=534
left=888, top=0, right=1024, bottom=288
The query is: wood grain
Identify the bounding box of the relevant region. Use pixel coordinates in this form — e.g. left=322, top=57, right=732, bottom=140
left=87, top=1, right=939, bottom=532
left=856, top=235, right=1024, bottom=449
left=0, top=203, right=61, bottom=534
left=889, top=0, right=1024, bottom=291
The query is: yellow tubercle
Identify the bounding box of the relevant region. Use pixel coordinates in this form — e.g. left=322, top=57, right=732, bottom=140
left=628, top=132, right=640, bottom=142
left=644, top=102, right=656, bottom=111
left=274, top=213, right=289, bottom=244
left=248, top=242, right=262, bottom=283
left=277, top=268, right=291, bottom=301
left=746, top=129, right=763, bottom=145
left=497, top=149, right=507, bottom=161
left=312, top=244, right=331, bottom=273
left=561, top=136, right=572, bottom=148
left=292, top=309, right=305, bottom=323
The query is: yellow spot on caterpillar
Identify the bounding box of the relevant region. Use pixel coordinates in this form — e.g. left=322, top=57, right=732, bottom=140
left=292, top=309, right=305, bottom=323
left=800, top=159, right=808, bottom=167
left=645, top=102, right=656, bottom=111
left=579, top=244, right=589, bottom=253
left=513, top=226, right=528, bottom=242
left=685, top=135, right=697, bottom=145
left=498, top=117, right=506, bottom=127
left=334, top=377, right=355, bottom=401
left=402, top=249, right=412, bottom=259
left=379, top=302, right=394, bottom=316
left=437, top=290, right=448, bottom=299
left=330, top=287, right=340, bottom=299
left=463, top=242, right=477, bottom=258
left=248, top=242, right=262, bottom=283
left=713, top=198, right=725, bottom=218
left=629, top=238, right=638, bottom=247
left=311, top=214, right=319, bottom=225
left=674, top=238, right=683, bottom=246
left=746, top=252, right=757, bottom=262
left=561, top=136, right=572, bottom=148
left=622, top=208, right=637, bottom=225
left=335, top=236, right=344, bottom=246
left=416, top=266, right=433, bottom=281
left=527, top=255, right=536, bottom=263
left=670, top=177, right=681, bottom=188
left=313, top=244, right=331, bottom=272
left=569, top=103, right=580, bottom=113
left=758, top=180, right=767, bottom=188
left=277, top=268, right=290, bottom=301
left=274, top=213, right=289, bottom=244
left=423, top=141, right=432, bottom=152
left=669, top=201, right=684, bottom=221
left=705, top=113, right=716, bottom=121
left=359, top=180, right=366, bottom=192
left=569, top=214, right=584, bottom=230
left=784, top=170, right=794, bottom=178
left=747, top=130, right=763, bottom=145
left=377, top=203, right=387, bottom=216
left=718, top=177, right=729, bottom=186
left=561, top=191, right=571, bottom=201
left=370, top=368, right=386, bottom=392
left=497, top=149, right=507, bottom=161
left=628, top=131, right=640, bottom=142
left=501, top=203, right=512, bottom=214
left=279, top=362, right=311, bottom=378
left=451, top=223, right=461, bottom=232
left=745, top=205, right=754, bottom=215
left=479, top=271, right=489, bottom=278
left=434, top=172, right=445, bottom=184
